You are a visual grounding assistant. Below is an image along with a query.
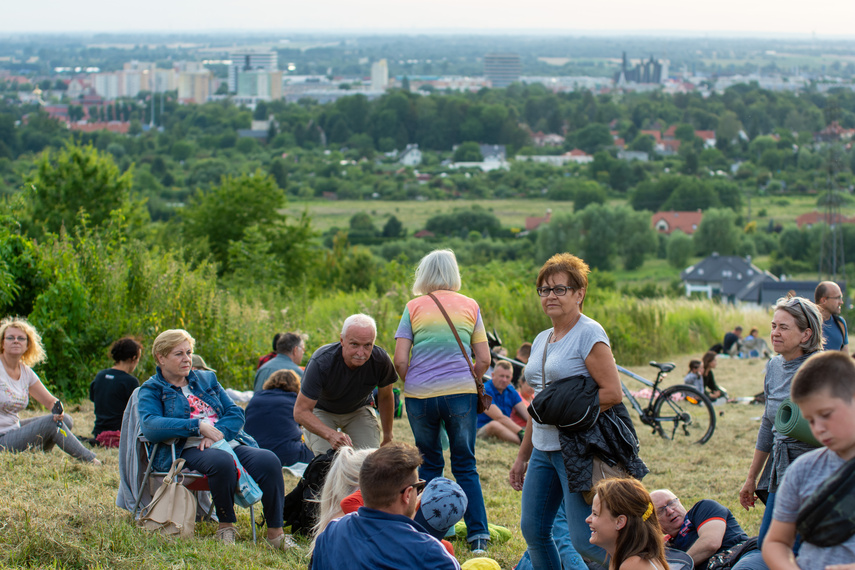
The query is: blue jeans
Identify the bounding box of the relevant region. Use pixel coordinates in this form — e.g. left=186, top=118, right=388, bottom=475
left=520, top=448, right=605, bottom=569
left=732, top=549, right=768, bottom=570
left=406, top=393, right=489, bottom=542
left=758, top=492, right=800, bottom=555
left=515, top=506, right=585, bottom=570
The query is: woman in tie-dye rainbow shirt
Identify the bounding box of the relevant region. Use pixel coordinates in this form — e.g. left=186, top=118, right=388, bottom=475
left=394, top=249, right=492, bottom=553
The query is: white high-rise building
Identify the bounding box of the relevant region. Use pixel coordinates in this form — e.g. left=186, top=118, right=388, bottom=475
left=371, top=59, right=389, bottom=91
left=228, top=50, right=278, bottom=93
left=92, top=73, right=120, bottom=99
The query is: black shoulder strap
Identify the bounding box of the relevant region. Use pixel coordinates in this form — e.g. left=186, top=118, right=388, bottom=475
left=833, top=315, right=846, bottom=349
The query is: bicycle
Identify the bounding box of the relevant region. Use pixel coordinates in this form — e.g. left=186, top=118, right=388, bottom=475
left=617, top=361, right=716, bottom=445
left=486, top=330, right=715, bottom=444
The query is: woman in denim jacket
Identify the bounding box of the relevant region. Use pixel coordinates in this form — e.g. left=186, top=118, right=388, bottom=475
left=139, top=329, right=291, bottom=549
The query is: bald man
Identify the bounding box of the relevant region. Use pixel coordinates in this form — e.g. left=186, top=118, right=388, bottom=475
left=815, top=281, right=848, bottom=352
left=650, top=489, right=765, bottom=570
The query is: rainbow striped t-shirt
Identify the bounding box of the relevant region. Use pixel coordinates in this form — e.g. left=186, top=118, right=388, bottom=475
left=395, top=290, right=488, bottom=399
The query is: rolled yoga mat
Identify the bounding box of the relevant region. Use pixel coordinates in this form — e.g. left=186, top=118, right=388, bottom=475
left=774, top=398, right=822, bottom=447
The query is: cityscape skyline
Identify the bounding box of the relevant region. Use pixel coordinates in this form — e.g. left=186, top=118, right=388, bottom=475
left=2, top=0, right=855, bottom=37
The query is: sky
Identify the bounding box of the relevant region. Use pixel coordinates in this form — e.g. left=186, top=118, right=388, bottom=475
left=2, top=0, right=855, bottom=37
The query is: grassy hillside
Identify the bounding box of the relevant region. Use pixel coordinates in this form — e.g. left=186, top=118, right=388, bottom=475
left=2, top=354, right=781, bottom=569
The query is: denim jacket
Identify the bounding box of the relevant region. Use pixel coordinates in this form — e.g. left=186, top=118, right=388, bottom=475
left=139, top=368, right=257, bottom=471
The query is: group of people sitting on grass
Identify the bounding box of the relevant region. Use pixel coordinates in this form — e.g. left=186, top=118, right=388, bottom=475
left=717, top=325, right=773, bottom=360
left=2, top=250, right=854, bottom=570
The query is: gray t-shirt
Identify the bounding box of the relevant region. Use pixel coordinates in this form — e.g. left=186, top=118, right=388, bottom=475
left=774, top=447, right=855, bottom=568
left=525, top=315, right=610, bottom=452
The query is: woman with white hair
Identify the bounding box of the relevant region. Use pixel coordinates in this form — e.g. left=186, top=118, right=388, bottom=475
left=393, top=249, right=492, bottom=554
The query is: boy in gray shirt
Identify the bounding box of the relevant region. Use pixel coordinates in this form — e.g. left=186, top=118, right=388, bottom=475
left=763, top=351, right=855, bottom=569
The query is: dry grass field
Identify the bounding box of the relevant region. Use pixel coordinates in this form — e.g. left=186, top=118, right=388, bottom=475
left=0, top=354, right=777, bottom=569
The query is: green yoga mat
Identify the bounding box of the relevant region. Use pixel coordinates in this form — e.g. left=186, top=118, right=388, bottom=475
left=774, top=399, right=822, bottom=448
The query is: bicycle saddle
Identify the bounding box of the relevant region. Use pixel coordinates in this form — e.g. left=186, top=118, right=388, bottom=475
left=649, top=361, right=676, bottom=373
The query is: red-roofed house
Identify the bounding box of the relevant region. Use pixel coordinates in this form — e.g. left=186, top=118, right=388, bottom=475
left=651, top=210, right=703, bottom=235
left=44, top=105, right=69, bottom=121
left=640, top=130, right=662, bottom=142
left=656, top=139, right=682, bottom=155
left=69, top=121, right=129, bottom=134
left=695, top=130, right=716, bottom=148
left=796, top=211, right=855, bottom=229
left=566, top=149, right=594, bottom=164
left=663, top=125, right=678, bottom=140
left=526, top=209, right=553, bottom=231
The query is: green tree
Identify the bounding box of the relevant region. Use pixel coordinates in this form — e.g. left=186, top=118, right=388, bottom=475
left=426, top=206, right=501, bottom=238
left=183, top=170, right=286, bottom=271
left=535, top=211, right=583, bottom=262
left=674, top=123, right=696, bottom=142
left=666, top=230, right=694, bottom=269
left=382, top=215, right=405, bottom=238
left=716, top=111, right=743, bottom=145
left=693, top=208, right=739, bottom=256
left=570, top=123, right=613, bottom=154
left=616, top=207, right=657, bottom=270
left=573, top=183, right=607, bottom=212
left=27, top=143, right=135, bottom=236
left=453, top=141, right=483, bottom=162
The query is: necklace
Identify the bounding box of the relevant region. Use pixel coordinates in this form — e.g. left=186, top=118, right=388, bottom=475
left=550, top=312, right=581, bottom=343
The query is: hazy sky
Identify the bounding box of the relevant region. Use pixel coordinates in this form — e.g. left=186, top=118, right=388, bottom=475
left=3, top=0, right=854, bottom=36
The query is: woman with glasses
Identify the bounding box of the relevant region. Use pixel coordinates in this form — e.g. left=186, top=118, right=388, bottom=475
left=510, top=253, right=646, bottom=570
left=0, top=317, right=99, bottom=463
left=739, top=295, right=823, bottom=549
left=393, top=248, right=492, bottom=554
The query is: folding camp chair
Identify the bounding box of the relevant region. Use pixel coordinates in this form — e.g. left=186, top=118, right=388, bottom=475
left=665, top=547, right=695, bottom=570
left=132, top=437, right=258, bottom=542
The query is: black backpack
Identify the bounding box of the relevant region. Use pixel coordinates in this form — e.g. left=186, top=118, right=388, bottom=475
left=282, top=449, right=335, bottom=535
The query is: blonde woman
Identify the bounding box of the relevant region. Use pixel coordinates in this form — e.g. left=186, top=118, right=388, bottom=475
left=139, top=329, right=289, bottom=548
left=309, top=446, right=375, bottom=553
left=0, top=317, right=98, bottom=463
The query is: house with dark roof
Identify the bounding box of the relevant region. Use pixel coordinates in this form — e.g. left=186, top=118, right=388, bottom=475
left=755, top=280, right=829, bottom=308
left=651, top=211, right=703, bottom=235
left=681, top=253, right=778, bottom=304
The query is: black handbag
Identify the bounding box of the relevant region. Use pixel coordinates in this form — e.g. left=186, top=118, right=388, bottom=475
left=796, top=455, right=855, bottom=547
left=527, top=332, right=600, bottom=430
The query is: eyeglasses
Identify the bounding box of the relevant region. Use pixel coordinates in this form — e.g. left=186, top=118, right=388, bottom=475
left=656, top=498, right=680, bottom=517
left=827, top=295, right=844, bottom=301
left=4, top=335, right=27, bottom=342
left=536, top=286, right=574, bottom=297
left=400, top=479, right=427, bottom=495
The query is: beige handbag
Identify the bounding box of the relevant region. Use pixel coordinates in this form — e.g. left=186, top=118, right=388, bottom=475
left=139, top=458, right=197, bottom=538
left=583, top=456, right=630, bottom=505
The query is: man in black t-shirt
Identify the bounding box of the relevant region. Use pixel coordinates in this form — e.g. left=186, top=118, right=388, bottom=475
left=722, top=326, right=743, bottom=357
left=294, top=314, right=398, bottom=455
left=650, top=490, right=765, bottom=570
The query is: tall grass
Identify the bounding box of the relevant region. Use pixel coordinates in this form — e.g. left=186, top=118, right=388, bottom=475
left=0, top=355, right=776, bottom=569
left=18, top=225, right=770, bottom=398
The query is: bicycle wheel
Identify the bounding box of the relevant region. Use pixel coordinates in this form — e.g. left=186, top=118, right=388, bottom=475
left=651, top=384, right=716, bottom=444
